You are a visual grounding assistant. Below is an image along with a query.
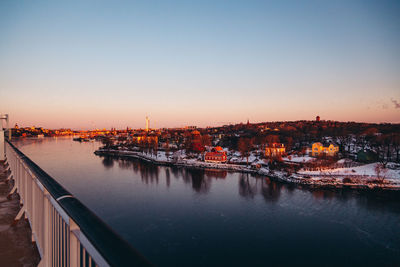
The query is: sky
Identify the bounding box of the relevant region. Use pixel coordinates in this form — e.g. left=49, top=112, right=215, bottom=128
left=0, top=0, right=399, bottom=129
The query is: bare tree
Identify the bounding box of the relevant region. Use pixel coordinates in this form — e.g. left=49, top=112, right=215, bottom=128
left=374, top=163, right=388, bottom=184
left=201, top=134, right=212, bottom=147
left=139, top=139, right=146, bottom=154
left=265, top=135, right=279, bottom=145
left=165, top=140, right=170, bottom=159
left=393, top=133, right=400, bottom=163
left=238, top=137, right=253, bottom=165
left=150, top=138, right=158, bottom=158
left=183, top=133, right=193, bottom=154
left=200, top=134, right=212, bottom=159
left=285, top=136, right=294, bottom=152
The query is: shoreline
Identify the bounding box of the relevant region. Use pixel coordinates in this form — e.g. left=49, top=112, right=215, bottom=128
left=94, top=149, right=400, bottom=191
left=94, top=149, right=258, bottom=173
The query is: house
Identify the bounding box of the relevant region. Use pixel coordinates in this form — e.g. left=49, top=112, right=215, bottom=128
left=205, top=146, right=227, bottom=163
left=265, top=143, right=285, bottom=157
left=310, top=142, right=339, bottom=157
left=131, top=132, right=158, bottom=145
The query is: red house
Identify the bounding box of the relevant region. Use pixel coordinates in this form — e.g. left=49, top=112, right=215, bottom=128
left=204, top=147, right=227, bottom=163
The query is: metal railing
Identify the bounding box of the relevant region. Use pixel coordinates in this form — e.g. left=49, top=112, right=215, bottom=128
left=5, top=140, right=151, bottom=267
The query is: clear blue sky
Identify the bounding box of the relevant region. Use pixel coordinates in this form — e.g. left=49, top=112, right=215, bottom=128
left=1, top=0, right=399, bottom=129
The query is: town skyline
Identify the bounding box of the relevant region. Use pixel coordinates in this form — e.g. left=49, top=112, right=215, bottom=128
left=1, top=0, right=399, bottom=128
left=9, top=115, right=400, bottom=133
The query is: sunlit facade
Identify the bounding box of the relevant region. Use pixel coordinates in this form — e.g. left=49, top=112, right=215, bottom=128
left=205, top=146, right=227, bottom=163
left=265, top=143, right=285, bottom=157
left=311, top=142, right=339, bottom=157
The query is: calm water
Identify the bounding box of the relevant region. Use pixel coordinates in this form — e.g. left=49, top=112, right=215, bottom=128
left=14, top=137, right=400, bottom=266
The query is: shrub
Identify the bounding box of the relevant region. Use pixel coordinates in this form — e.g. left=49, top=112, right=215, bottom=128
left=343, top=177, right=352, bottom=183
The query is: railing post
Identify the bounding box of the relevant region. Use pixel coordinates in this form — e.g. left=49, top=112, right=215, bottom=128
left=17, top=158, right=21, bottom=197
left=70, top=219, right=80, bottom=267
left=31, top=173, right=36, bottom=236
left=0, top=129, right=4, bottom=161
left=42, top=191, right=51, bottom=267
left=24, top=168, right=28, bottom=207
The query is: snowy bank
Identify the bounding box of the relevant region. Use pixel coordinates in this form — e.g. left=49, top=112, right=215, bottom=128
left=297, top=163, right=400, bottom=185
left=94, top=149, right=257, bottom=173
left=95, top=149, right=400, bottom=191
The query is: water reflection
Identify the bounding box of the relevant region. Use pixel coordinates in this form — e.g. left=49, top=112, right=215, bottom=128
left=204, top=169, right=227, bottom=179
left=99, top=156, right=289, bottom=198
left=165, top=168, right=170, bottom=187
left=261, top=178, right=283, bottom=202
left=98, top=155, right=400, bottom=210
left=238, top=174, right=258, bottom=199
left=236, top=174, right=284, bottom=202
left=99, top=156, right=215, bottom=193
left=15, top=138, right=400, bottom=266
left=190, top=169, right=210, bottom=193
left=102, top=156, right=114, bottom=169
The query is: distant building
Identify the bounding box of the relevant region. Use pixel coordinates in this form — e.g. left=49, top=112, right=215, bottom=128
left=185, top=126, right=197, bottom=130
left=310, top=142, right=338, bottom=157
left=316, top=116, right=320, bottom=122
left=265, top=143, right=285, bottom=157
left=145, top=117, right=150, bottom=132
left=191, top=130, right=201, bottom=140
left=205, top=146, right=227, bottom=163
left=131, top=132, right=158, bottom=144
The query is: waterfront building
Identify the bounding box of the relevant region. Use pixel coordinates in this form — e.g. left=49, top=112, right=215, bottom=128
left=265, top=143, right=286, bottom=157
left=131, top=132, right=158, bottom=144
left=310, top=142, right=339, bottom=157
left=204, top=146, right=227, bottom=163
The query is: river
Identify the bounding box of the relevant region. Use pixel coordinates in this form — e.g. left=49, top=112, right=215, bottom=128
left=13, top=137, right=400, bottom=266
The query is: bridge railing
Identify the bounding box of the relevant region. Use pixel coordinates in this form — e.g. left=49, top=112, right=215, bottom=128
left=5, top=140, right=151, bottom=267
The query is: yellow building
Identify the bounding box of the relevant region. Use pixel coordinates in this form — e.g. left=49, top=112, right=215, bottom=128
left=131, top=133, right=158, bottom=144
left=311, top=142, right=339, bottom=157
left=265, top=143, right=285, bottom=157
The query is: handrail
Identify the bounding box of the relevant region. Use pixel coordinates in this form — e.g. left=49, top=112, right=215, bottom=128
left=6, top=140, right=151, bottom=267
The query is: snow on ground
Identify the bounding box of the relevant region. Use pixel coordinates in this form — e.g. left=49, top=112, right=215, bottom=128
left=96, top=148, right=400, bottom=189
left=229, top=153, right=259, bottom=164
left=96, top=148, right=257, bottom=172
left=298, top=163, right=400, bottom=180
left=283, top=155, right=314, bottom=163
